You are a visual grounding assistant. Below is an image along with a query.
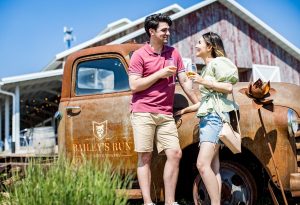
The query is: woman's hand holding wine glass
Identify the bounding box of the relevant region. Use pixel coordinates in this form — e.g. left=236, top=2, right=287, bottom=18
left=186, top=63, right=198, bottom=89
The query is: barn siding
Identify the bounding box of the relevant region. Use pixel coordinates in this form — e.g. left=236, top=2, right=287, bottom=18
left=88, top=2, right=300, bottom=84
left=170, top=2, right=300, bottom=84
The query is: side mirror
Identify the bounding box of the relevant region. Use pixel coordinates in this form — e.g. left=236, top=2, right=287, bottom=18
left=54, top=111, right=62, bottom=121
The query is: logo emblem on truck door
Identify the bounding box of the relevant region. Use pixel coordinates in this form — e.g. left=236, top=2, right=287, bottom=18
left=93, top=120, right=107, bottom=140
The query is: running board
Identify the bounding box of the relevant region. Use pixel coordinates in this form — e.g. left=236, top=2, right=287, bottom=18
left=116, top=189, right=142, bottom=199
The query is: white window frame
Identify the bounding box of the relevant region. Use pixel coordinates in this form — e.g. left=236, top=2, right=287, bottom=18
left=252, top=64, right=281, bottom=82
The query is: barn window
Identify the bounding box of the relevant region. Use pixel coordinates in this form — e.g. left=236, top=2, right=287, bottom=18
left=252, top=64, right=281, bottom=82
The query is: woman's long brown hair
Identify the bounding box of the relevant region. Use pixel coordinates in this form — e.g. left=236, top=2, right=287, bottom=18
left=202, top=32, right=226, bottom=58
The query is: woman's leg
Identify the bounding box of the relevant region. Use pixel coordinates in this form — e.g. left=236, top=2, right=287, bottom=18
left=211, top=145, right=221, bottom=200
left=197, top=142, right=220, bottom=205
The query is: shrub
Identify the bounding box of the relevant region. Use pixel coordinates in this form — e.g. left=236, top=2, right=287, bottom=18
left=2, top=157, right=131, bottom=205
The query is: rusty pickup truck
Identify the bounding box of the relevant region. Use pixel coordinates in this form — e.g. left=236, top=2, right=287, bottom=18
left=56, top=43, right=300, bottom=204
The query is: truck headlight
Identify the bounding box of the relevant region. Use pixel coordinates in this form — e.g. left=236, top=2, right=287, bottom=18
left=287, top=108, right=299, bottom=137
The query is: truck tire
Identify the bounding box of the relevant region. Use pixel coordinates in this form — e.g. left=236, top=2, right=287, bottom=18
left=192, top=161, right=257, bottom=205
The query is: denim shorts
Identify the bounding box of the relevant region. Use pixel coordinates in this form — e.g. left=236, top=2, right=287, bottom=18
left=199, top=112, right=229, bottom=144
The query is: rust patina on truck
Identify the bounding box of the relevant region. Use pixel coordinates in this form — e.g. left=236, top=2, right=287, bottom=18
left=56, top=43, right=300, bottom=204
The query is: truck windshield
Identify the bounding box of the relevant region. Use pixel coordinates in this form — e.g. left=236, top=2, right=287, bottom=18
left=75, top=58, right=130, bottom=95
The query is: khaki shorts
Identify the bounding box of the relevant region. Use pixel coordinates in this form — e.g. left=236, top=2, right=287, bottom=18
left=130, top=112, right=180, bottom=153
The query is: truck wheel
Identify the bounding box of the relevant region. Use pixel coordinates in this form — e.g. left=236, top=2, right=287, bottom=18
left=192, top=161, right=257, bottom=205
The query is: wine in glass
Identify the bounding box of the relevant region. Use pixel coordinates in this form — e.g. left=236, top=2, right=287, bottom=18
left=186, top=63, right=197, bottom=77
left=186, top=63, right=197, bottom=89
left=165, top=59, right=177, bottom=86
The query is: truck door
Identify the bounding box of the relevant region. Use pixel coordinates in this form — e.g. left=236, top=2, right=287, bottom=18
left=65, top=54, right=136, bottom=169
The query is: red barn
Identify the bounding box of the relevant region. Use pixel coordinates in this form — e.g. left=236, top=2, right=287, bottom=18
left=48, top=0, right=300, bottom=85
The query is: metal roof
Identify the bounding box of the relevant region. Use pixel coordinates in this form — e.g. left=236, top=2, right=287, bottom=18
left=112, top=0, right=300, bottom=62
left=42, top=3, right=184, bottom=71
left=0, top=69, right=63, bottom=86
left=44, top=0, right=300, bottom=71
left=0, top=69, right=63, bottom=130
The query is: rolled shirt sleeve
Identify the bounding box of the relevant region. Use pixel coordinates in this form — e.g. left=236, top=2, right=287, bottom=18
left=174, top=49, right=185, bottom=74
left=128, top=52, right=144, bottom=76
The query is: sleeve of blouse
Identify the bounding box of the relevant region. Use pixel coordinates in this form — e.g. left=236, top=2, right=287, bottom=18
left=212, top=57, right=239, bottom=84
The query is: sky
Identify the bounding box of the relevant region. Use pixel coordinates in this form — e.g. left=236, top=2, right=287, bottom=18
left=0, top=0, right=299, bottom=79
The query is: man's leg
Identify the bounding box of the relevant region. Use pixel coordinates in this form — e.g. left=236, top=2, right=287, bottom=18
left=131, top=113, right=156, bottom=204
left=163, top=148, right=182, bottom=205
left=137, top=152, right=153, bottom=204
left=155, top=114, right=181, bottom=205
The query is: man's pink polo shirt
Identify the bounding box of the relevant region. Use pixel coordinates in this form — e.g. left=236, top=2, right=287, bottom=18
left=128, top=43, right=185, bottom=115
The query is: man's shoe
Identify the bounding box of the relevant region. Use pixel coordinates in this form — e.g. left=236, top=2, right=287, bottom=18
left=144, top=203, right=156, bottom=205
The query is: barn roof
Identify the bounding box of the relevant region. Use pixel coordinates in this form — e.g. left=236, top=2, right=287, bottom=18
left=43, top=0, right=300, bottom=71
left=42, top=3, right=184, bottom=71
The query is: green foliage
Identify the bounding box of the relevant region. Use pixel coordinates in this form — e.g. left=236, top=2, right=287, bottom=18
left=2, top=157, right=131, bottom=205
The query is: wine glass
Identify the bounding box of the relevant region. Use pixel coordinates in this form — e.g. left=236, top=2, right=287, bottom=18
left=186, top=63, right=197, bottom=89
left=165, top=59, right=177, bottom=86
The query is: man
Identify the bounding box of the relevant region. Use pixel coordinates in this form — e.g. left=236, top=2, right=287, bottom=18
left=128, top=13, right=198, bottom=205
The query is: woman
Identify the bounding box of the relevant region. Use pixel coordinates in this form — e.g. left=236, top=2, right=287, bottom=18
left=175, top=32, right=238, bottom=205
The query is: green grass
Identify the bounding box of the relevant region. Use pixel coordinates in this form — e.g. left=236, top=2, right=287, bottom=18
left=1, top=156, right=131, bottom=205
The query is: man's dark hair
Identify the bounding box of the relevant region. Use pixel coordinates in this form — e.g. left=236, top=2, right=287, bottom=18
left=144, top=13, right=172, bottom=37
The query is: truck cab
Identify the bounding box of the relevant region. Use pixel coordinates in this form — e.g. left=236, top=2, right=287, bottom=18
left=57, top=43, right=300, bottom=204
